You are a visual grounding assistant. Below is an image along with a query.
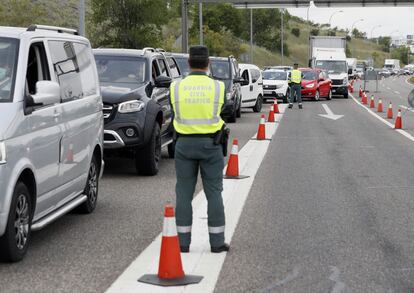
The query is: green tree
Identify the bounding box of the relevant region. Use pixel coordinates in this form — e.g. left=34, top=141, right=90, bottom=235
left=291, top=28, right=300, bottom=38
left=91, top=0, right=169, bottom=48
left=378, top=36, right=391, bottom=53
left=0, top=0, right=47, bottom=27
left=391, top=46, right=410, bottom=65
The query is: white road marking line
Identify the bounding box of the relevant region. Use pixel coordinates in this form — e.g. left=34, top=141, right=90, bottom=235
left=350, top=94, right=414, bottom=143
left=318, top=104, right=344, bottom=120
left=329, top=266, right=345, bottom=293
left=259, top=266, right=300, bottom=292
left=105, top=105, right=287, bottom=293
left=395, top=91, right=401, bottom=95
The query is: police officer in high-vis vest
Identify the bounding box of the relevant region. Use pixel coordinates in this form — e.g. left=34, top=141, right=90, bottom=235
left=289, top=62, right=303, bottom=109
left=170, top=45, right=230, bottom=253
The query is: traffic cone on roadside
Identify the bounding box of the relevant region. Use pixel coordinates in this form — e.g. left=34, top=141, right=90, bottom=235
left=273, top=99, right=280, bottom=114
left=377, top=98, right=383, bottom=113
left=359, top=86, right=363, bottom=98
left=256, top=115, right=267, bottom=140
left=395, top=109, right=402, bottom=129
left=224, top=139, right=249, bottom=180
left=362, top=92, right=368, bottom=105
left=370, top=96, right=375, bottom=108
left=268, top=105, right=275, bottom=122
left=138, top=206, right=203, bottom=286
left=387, top=102, right=393, bottom=119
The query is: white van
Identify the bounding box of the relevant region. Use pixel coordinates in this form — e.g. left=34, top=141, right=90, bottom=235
left=0, top=25, right=104, bottom=262
left=239, top=63, right=264, bottom=112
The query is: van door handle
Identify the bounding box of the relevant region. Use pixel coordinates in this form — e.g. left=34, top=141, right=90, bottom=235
left=53, top=112, right=61, bottom=118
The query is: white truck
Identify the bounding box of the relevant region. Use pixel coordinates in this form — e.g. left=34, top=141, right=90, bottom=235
left=384, top=59, right=400, bottom=75
left=346, top=58, right=357, bottom=80
left=309, top=36, right=349, bottom=98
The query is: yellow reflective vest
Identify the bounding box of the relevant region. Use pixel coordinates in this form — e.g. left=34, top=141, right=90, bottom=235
left=290, top=69, right=302, bottom=84
left=170, top=74, right=225, bottom=134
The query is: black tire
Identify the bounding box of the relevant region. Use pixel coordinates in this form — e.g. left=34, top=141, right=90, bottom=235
left=227, top=106, right=237, bottom=123
left=344, top=92, right=349, bottom=99
left=236, top=102, right=241, bottom=118
left=135, top=122, right=161, bottom=175
left=326, top=89, right=332, bottom=100
left=253, top=95, right=263, bottom=112
left=167, top=140, right=176, bottom=159
left=77, top=155, right=99, bottom=214
left=283, top=89, right=289, bottom=104
left=0, top=181, right=31, bottom=262
left=314, top=90, right=320, bottom=101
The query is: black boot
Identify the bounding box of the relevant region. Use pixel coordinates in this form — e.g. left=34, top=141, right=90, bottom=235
left=211, top=243, right=230, bottom=253
left=288, top=104, right=293, bottom=109
left=180, top=246, right=189, bottom=253
left=299, top=104, right=303, bottom=109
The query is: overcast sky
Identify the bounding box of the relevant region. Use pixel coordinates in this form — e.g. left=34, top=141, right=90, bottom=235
left=287, top=7, right=414, bottom=39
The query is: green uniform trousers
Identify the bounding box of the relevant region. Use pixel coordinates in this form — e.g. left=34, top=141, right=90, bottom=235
left=175, top=136, right=225, bottom=248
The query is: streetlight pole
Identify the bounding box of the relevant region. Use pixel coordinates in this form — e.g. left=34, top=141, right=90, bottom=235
left=199, top=2, right=203, bottom=45
left=350, top=18, right=364, bottom=37
left=307, top=1, right=315, bottom=22
left=281, top=8, right=284, bottom=65
left=370, top=25, right=381, bottom=43
left=181, top=0, right=188, bottom=53
left=79, top=0, right=85, bottom=36
left=250, top=9, right=253, bottom=63
left=329, top=10, right=343, bottom=28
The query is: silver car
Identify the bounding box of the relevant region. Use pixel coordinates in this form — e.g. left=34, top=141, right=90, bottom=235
left=0, top=25, right=104, bottom=262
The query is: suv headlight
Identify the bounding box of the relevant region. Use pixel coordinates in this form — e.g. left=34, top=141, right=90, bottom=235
left=343, top=78, right=348, bottom=85
left=0, top=142, right=6, bottom=164
left=118, top=100, right=145, bottom=113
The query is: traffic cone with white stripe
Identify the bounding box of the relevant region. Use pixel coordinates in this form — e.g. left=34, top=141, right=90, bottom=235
left=224, top=139, right=249, bottom=179
left=395, top=109, right=402, bottom=129
left=387, top=102, right=393, bottom=119
left=377, top=98, right=383, bottom=113
left=369, top=96, right=375, bottom=108
left=359, top=86, right=363, bottom=98
left=273, top=99, right=280, bottom=114
left=268, top=105, right=275, bottom=122
left=362, top=92, right=368, bottom=105
left=138, top=206, right=203, bottom=286
left=255, top=115, right=268, bottom=140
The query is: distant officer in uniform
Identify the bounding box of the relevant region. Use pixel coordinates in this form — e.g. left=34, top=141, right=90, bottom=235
left=170, top=45, right=230, bottom=253
left=289, top=62, right=303, bottom=109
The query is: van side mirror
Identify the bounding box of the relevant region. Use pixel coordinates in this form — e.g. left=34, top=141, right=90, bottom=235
left=154, top=75, right=172, bottom=88
left=32, top=81, right=61, bottom=106
left=234, top=77, right=249, bottom=86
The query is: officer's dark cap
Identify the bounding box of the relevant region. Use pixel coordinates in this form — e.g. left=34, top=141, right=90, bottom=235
left=189, top=45, right=209, bottom=62
left=294, top=62, right=299, bottom=66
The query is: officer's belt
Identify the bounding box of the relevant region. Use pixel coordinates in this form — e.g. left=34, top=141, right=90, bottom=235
left=177, top=133, right=216, bottom=138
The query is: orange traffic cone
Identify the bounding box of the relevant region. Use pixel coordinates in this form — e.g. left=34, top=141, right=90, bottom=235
left=273, top=99, right=280, bottom=114
left=362, top=92, right=367, bottom=105
left=387, top=102, right=393, bottom=119
left=138, top=206, right=203, bottom=286
left=255, top=115, right=268, bottom=140
left=359, top=86, right=363, bottom=98
left=395, top=109, right=402, bottom=129
left=350, top=81, right=354, bottom=93
left=268, top=105, right=275, bottom=122
left=369, top=96, right=375, bottom=108
left=224, top=139, right=249, bottom=180
left=377, top=99, right=383, bottom=113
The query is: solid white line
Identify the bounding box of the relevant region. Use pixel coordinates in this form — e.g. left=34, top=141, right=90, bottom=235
left=105, top=105, right=287, bottom=293
left=350, top=94, right=414, bottom=143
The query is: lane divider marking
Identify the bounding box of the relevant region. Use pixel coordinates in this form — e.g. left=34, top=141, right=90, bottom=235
left=350, top=93, right=414, bottom=143
left=105, top=105, right=287, bottom=293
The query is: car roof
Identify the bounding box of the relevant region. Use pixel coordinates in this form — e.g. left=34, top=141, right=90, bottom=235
left=263, top=68, right=286, bottom=72
left=210, top=56, right=229, bottom=62
left=93, top=48, right=163, bottom=58
left=0, top=25, right=88, bottom=43
left=170, top=53, right=189, bottom=58
left=239, top=63, right=260, bottom=70
left=299, top=67, right=315, bottom=72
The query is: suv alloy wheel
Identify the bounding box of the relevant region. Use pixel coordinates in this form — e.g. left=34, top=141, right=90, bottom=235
left=135, top=122, right=161, bottom=175
left=77, top=156, right=99, bottom=214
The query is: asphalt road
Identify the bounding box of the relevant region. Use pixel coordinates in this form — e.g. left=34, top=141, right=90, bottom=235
left=216, top=90, right=414, bottom=292
left=2, top=77, right=414, bottom=292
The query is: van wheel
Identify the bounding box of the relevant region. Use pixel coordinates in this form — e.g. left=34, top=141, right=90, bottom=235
left=227, top=107, right=237, bottom=123
left=77, top=156, right=99, bottom=214
left=136, top=122, right=161, bottom=175
left=283, top=89, right=289, bottom=104
left=0, top=181, right=31, bottom=262
left=236, top=103, right=241, bottom=118
left=253, top=95, right=263, bottom=112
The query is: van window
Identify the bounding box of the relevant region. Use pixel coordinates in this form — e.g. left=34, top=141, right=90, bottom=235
left=48, top=41, right=83, bottom=102
left=166, top=57, right=180, bottom=78
left=151, top=60, right=160, bottom=81
left=251, top=69, right=261, bottom=83
left=73, top=43, right=97, bottom=97
left=0, top=38, right=19, bottom=102
left=241, top=69, right=249, bottom=83
left=26, top=42, right=51, bottom=95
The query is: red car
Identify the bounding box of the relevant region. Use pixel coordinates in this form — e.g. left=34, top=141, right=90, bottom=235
left=300, top=68, right=332, bottom=101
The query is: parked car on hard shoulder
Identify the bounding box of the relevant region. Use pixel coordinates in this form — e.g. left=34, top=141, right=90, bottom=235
left=300, top=68, right=332, bottom=101
left=239, top=63, right=264, bottom=112
left=262, top=69, right=290, bottom=103
left=93, top=47, right=179, bottom=176
left=209, top=56, right=245, bottom=123
left=0, top=25, right=104, bottom=262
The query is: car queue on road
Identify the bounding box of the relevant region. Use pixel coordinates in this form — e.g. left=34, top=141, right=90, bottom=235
left=0, top=24, right=350, bottom=263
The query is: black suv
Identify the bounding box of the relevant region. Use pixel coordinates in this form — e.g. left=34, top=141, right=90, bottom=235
left=93, top=48, right=181, bottom=175
left=172, top=54, right=244, bottom=123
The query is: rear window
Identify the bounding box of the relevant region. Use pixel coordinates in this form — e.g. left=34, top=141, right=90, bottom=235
left=167, top=57, right=180, bottom=78
left=175, top=57, right=190, bottom=77
left=210, top=60, right=230, bottom=80
left=263, top=71, right=287, bottom=80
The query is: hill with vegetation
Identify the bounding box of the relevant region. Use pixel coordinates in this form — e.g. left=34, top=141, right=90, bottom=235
left=0, top=1, right=408, bottom=68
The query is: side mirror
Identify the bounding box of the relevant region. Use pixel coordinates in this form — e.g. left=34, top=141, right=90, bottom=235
left=154, top=75, right=172, bottom=88
left=31, top=81, right=61, bottom=106
left=234, top=77, right=249, bottom=86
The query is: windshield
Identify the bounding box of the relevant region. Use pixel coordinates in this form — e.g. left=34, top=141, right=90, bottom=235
left=384, top=64, right=394, bottom=69
left=302, top=71, right=317, bottom=80
left=263, top=71, right=287, bottom=80
left=315, top=60, right=347, bottom=74
left=94, top=55, right=146, bottom=89
left=175, top=57, right=190, bottom=77
left=0, top=38, right=19, bottom=102
left=210, top=60, right=230, bottom=80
